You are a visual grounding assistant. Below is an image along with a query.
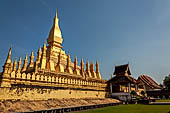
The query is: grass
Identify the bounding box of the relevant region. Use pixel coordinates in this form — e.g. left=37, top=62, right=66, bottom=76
left=156, top=99, right=170, bottom=102
left=75, top=104, right=170, bottom=113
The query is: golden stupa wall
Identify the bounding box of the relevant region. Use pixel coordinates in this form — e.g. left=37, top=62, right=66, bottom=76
left=0, top=10, right=107, bottom=100
left=0, top=71, right=106, bottom=100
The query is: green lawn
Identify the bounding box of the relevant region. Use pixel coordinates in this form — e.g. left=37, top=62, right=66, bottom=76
left=75, top=104, right=170, bottom=113
left=156, top=99, right=170, bottom=102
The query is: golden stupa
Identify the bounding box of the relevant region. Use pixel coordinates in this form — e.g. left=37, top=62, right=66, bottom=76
left=0, top=10, right=107, bottom=100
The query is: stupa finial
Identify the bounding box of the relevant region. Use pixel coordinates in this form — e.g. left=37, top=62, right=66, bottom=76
left=55, top=8, right=58, bottom=19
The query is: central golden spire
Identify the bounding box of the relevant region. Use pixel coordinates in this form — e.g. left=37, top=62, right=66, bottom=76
left=47, top=9, right=63, bottom=48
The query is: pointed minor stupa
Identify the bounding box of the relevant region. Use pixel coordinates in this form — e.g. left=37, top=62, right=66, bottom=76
left=22, top=53, right=28, bottom=72
left=40, top=42, right=47, bottom=70
left=3, top=47, right=12, bottom=74
left=85, top=59, right=92, bottom=78
left=96, top=61, right=101, bottom=79
left=28, top=50, right=34, bottom=68
left=13, top=58, right=17, bottom=72
left=55, top=51, right=64, bottom=72
left=80, top=57, right=85, bottom=76
left=64, top=52, right=73, bottom=74
left=73, top=56, right=80, bottom=75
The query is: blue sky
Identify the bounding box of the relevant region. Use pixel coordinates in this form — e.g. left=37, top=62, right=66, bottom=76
left=0, top=0, right=170, bottom=83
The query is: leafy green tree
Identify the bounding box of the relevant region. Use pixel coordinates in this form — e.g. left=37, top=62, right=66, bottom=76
left=163, top=74, right=170, bottom=91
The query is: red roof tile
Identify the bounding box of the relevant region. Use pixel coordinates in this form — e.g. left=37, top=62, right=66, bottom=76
left=137, top=75, right=161, bottom=89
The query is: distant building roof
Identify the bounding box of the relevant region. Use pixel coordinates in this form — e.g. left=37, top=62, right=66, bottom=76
left=113, top=64, right=131, bottom=75
left=137, top=75, right=161, bottom=89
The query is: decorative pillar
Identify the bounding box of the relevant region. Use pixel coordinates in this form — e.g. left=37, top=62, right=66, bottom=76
left=3, top=48, right=12, bottom=74
left=35, top=47, right=41, bottom=73
left=28, top=50, right=34, bottom=68
left=17, top=56, right=22, bottom=73
left=22, top=53, right=28, bottom=72
left=80, top=57, right=85, bottom=77
left=96, top=61, right=102, bottom=79
left=85, top=59, right=92, bottom=78
left=13, top=58, right=17, bottom=72
left=10, top=60, right=13, bottom=73
left=73, top=56, right=80, bottom=75
left=40, top=42, right=47, bottom=70
left=46, top=56, right=55, bottom=71
left=90, top=61, right=97, bottom=78
left=36, top=46, right=42, bottom=64
left=64, top=52, right=73, bottom=74
left=56, top=51, right=64, bottom=72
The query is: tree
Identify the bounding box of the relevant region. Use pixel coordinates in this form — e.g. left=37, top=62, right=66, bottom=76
left=131, top=90, right=137, bottom=97
left=163, top=74, right=170, bottom=91
left=141, top=90, right=145, bottom=97
left=159, top=84, right=164, bottom=89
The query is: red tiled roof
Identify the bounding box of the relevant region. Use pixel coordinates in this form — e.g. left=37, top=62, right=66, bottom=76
left=128, top=75, right=137, bottom=84
left=137, top=75, right=161, bottom=89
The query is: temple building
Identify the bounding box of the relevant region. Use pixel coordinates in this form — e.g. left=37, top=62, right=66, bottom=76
left=107, top=64, right=161, bottom=101
left=0, top=10, right=107, bottom=100
left=107, top=64, right=137, bottom=93
left=107, top=64, right=137, bottom=101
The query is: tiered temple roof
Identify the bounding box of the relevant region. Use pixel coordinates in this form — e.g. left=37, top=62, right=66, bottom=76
left=108, top=64, right=136, bottom=84
left=113, top=64, right=131, bottom=75
left=137, top=75, right=161, bottom=89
